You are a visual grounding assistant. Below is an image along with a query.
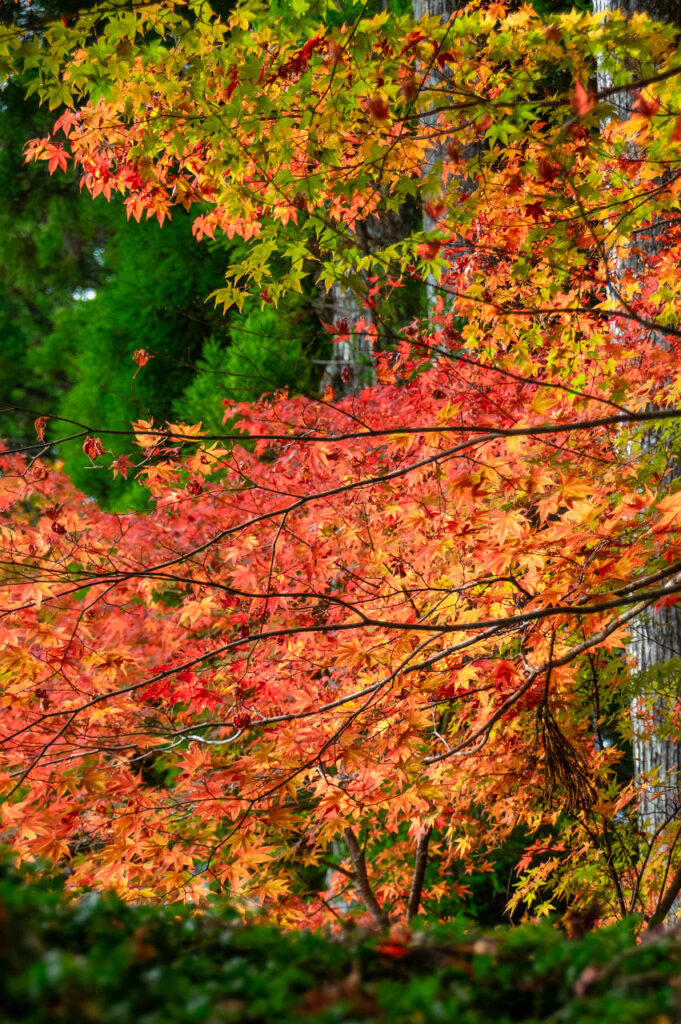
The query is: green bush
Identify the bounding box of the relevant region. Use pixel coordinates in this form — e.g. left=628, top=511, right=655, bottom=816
left=1, top=864, right=680, bottom=1023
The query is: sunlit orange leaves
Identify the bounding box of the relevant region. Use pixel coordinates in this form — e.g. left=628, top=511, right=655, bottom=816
left=2, top=0, right=681, bottom=930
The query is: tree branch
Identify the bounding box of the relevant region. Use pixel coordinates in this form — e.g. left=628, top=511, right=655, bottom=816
left=647, top=859, right=681, bottom=928
left=406, top=826, right=432, bottom=922
left=343, top=827, right=389, bottom=929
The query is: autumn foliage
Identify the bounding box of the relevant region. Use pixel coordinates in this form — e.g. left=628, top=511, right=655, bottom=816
left=3, top=0, right=681, bottom=929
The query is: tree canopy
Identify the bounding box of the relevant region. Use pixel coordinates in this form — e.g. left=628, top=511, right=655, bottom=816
left=2, top=0, right=681, bottom=930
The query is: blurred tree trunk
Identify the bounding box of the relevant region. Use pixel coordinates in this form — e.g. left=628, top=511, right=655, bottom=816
left=321, top=0, right=468, bottom=395
left=320, top=281, right=373, bottom=397
left=413, top=0, right=474, bottom=316
left=594, top=0, right=681, bottom=21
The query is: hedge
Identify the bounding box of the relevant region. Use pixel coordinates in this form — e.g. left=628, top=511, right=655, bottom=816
left=1, top=866, right=680, bottom=1023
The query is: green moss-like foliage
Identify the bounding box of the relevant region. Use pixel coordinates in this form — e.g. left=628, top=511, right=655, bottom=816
left=1, top=862, right=680, bottom=1023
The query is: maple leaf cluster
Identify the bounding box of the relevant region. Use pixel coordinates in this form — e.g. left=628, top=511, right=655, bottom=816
left=3, top=0, right=681, bottom=929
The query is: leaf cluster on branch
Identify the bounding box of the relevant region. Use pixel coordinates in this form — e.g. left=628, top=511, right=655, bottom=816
left=2, top=0, right=681, bottom=928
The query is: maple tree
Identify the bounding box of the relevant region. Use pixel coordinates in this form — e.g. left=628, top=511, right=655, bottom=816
left=4, top=0, right=681, bottom=931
